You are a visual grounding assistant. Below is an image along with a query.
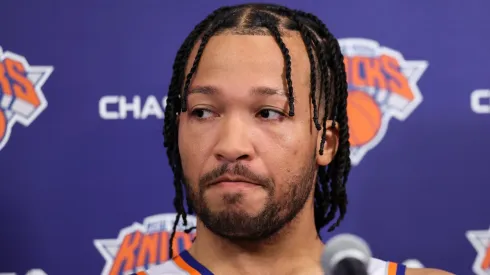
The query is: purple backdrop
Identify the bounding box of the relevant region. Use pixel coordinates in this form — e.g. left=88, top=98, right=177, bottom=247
left=1, top=1, right=489, bottom=274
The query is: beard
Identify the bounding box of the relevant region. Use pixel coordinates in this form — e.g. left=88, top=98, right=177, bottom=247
left=184, top=158, right=317, bottom=242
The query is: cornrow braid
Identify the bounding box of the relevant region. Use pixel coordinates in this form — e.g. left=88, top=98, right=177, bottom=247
left=163, top=3, right=351, bottom=257
left=293, top=9, right=351, bottom=231
left=182, top=10, right=239, bottom=112
left=293, top=16, right=321, bottom=130
left=275, top=11, right=334, bottom=231
left=255, top=12, right=295, bottom=116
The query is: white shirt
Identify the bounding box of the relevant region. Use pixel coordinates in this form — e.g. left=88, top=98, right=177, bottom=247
left=131, top=250, right=406, bottom=275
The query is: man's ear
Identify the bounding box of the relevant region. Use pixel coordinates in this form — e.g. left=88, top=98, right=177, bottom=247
left=316, top=120, right=339, bottom=166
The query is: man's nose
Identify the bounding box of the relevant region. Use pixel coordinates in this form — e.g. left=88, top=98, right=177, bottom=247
left=213, top=115, right=255, bottom=163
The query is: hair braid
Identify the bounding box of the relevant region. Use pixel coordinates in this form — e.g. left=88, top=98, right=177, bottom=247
left=322, top=31, right=350, bottom=232
left=256, top=12, right=295, bottom=116
left=293, top=10, right=351, bottom=231
left=182, top=11, right=238, bottom=112
left=315, top=164, right=331, bottom=231
left=261, top=9, right=345, bottom=234
left=292, top=15, right=321, bottom=130
left=292, top=10, right=351, bottom=232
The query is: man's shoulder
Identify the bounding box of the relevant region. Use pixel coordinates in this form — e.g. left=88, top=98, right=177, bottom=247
left=131, top=259, right=187, bottom=275
left=405, top=268, right=454, bottom=275
left=134, top=257, right=453, bottom=275
left=369, top=258, right=453, bottom=275
left=368, top=257, right=403, bottom=275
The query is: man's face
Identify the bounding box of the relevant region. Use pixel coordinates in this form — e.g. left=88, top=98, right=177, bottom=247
left=177, top=32, right=334, bottom=240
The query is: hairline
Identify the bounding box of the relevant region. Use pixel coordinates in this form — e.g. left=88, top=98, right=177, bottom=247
left=185, top=29, right=331, bottom=115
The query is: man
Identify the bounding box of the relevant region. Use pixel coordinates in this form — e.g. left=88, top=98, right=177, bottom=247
left=135, top=3, right=452, bottom=275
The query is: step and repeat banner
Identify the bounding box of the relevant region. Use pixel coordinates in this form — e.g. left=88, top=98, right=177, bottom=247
left=0, top=1, right=488, bottom=275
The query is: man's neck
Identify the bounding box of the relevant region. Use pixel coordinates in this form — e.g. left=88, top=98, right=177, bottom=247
left=187, top=208, right=325, bottom=275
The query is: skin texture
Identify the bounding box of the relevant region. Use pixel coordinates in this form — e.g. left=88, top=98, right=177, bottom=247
left=176, top=32, right=453, bottom=275
left=180, top=30, right=328, bottom=243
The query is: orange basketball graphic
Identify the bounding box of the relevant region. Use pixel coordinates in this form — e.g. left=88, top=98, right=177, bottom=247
left=347, top=91, right=382, bottom=146
left=0, top=110, right=5, bottom=143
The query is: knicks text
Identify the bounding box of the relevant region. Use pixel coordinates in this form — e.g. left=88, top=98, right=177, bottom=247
left=344, top=55, right=415, bottom=104
left=94, top=214, right=197, bottom=275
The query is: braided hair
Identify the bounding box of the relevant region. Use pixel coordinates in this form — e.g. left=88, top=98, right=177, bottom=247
left=163, top=3, right=351, bottom=258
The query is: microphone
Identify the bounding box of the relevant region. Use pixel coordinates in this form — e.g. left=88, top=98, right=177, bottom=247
left=321, top=233, right=372, bottom=275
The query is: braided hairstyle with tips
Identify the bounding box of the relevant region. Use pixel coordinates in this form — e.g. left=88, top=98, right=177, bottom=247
left=163, top=3, right=351, bottom=258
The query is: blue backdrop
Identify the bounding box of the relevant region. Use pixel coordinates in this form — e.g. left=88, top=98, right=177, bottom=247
left=1, top=1, right=489, bottom=275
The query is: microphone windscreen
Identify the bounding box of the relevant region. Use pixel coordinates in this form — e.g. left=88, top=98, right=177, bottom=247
left=321, top=234, right=372, bottom=274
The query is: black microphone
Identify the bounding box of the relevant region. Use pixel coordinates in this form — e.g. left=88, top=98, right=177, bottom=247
left=321, top=234, right=372, bottom=275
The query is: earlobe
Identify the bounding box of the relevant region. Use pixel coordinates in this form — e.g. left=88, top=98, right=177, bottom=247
left=316, top=120, right=339, bottom=166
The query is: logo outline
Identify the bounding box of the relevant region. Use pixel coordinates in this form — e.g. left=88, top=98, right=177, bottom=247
left=0, top=46, right=53, bottom=151
left=466, top=227, right=490, bottom=275
left=339, top=38, right=428, bottom=166
left=94, top=213, right=197, bottom=275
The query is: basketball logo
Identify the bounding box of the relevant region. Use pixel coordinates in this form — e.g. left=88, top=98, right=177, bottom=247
left=0, top=46, right=53, bottom=152
left=347, top=91, right=382, bottom=146
left=338, top=38, right=428, bottom=166
left=94, top=214, right=196, bottom=275
left=466, top=227, right=490, bottom=275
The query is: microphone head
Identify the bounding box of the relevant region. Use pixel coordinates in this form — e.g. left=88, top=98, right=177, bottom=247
left=321, top=233, right=372, bottom=273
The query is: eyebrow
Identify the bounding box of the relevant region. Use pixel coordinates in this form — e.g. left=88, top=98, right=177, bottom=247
left=188, top=85, right=292, bottom=101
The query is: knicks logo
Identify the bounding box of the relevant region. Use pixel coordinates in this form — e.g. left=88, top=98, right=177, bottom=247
left=338, top=38, right=428, bottom=166
left=94, top=214, right=197, bottom=275
left=0, top=47, right=53, bottom=152
left=466, top=227, right=490, bottom=275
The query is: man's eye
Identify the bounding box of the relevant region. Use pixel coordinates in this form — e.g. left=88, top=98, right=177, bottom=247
left=258, top=109, right=285, bottom=120
left=190, top=108, right=214, bottom=119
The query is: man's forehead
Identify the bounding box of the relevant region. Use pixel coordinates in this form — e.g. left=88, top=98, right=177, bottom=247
left=185, top=33, right=311, bottom=86
left=188, top=85, right=287, bottom=97
left=196, top=32, right=308, bottom=58
left=187, top=85, right=300, bottom=103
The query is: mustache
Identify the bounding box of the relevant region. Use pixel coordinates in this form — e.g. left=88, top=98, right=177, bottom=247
left=199, top=163, right=273, bottom=189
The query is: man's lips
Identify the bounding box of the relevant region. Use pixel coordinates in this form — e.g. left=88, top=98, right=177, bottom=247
left=208, top=174, right=261, bottom=187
